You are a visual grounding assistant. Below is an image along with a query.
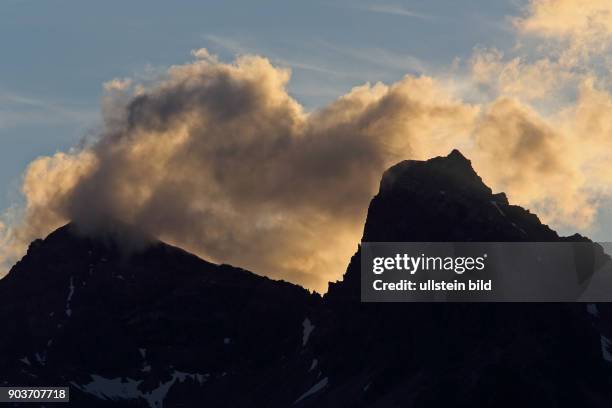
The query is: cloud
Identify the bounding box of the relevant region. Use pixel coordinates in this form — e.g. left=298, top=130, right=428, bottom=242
left=469, top=47, right=576, bottom=101
left=0, top=150, right=96, bottom=273
left=204, top=34, right=353, bottom=79
left=363, top=4, right=432, bottom=20
left=2, top=2, right=612, bottom=292
left=0, top=54, right=479, bottom=292
left=319, top=40, right=427, bottom=75
left=514, top=0, right=612, bottom=66
left=190, top=48, right=219, bottom=63
left=3, top=47, right=610, bottom=292
left=0, top=91, right=97, bottom=129
left=471, top=97, right=595, bottom=228
left=516, top=0, right=612, bottom=40
left=103, top=78, right=133, bottom=92
left=204, top=34, right=251, bottom=56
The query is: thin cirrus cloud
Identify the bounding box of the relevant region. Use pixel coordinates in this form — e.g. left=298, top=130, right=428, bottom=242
left=361, top=3, right=433, bottom=20
left=317, top=39, right=428, bottom=75
left=203, top=34, right=371, bottom=105
left=0, top=91, right=97, bottom=129
left=204, top=33, right=428, bottom=91
left=204, top=34, right=349, bottom=77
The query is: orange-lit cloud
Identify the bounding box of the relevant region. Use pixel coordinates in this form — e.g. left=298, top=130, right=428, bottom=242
left=0, top=53, right=479, bottom=292
left=515, top=0, right=612, bottom=65
left=2, top=2, right=612, bottom=292
left=516, top=0, right=612, bottom=41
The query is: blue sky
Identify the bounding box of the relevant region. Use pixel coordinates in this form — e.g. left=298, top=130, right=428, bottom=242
left=0, top=0, right=521, bottom=210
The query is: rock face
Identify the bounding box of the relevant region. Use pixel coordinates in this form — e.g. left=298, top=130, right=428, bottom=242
left=0, top=224, right=321, bottom=407
left=327, top=149, right=598, bottom=302
left=321, top=150, right=612, bottom=407
left=1, top=150, right=611, bottom=407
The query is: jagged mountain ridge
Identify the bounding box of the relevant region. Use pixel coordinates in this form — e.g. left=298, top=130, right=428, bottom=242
left=319, top=150, right=612, bottom=407
left=327, top=149, right=600, bottom=301
left=1, top=150, right=611, bottom=407
left=1, top=224, right=322, bottom=407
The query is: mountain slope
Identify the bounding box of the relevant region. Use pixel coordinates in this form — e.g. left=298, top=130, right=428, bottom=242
left=0, top=223, right=321, bottom=407
left=1, top=150, right=611, bottom=407
left=318, top=150, right=612, bottom=407
left=327, top=149, right=600, bottom=302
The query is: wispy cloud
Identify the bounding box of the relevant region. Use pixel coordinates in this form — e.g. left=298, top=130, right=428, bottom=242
left=204, top=34, right=350, bottom=77
left=0, top=91, right=97, bottom=129
left=202, top=34, right=362, bottom=104
left=319, top=40, right=428, bottom=74
left=362, top=4, right=433, bottom=20
left=204, top=34, right=250, bottom=56
left=204, top=33, right=429, bottom=101
left=275, top=57, right=349, bottom=77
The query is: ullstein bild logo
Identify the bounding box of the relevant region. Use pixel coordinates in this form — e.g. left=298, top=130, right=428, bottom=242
left=360, top=242, right=612, bottom=302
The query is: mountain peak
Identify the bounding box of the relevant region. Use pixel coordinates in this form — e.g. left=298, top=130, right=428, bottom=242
left=379, top=149, right=490, bottom=199
left=327, top=149, right=567, bottom=302
left=447, top=148, right=469, bottom=161
left=369, top=150, right=561, bottom=243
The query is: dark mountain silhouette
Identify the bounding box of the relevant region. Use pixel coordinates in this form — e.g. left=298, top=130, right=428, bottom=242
left=0, top=224, right=321, bottom=407
left=1, top=150, right=611, bottom=407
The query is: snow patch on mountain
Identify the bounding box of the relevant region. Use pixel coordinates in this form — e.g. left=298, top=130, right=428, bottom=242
left=66, top=276, right=75, bottom=317
left=601, top=336, right=612, bottom=363
left=302, top=318, right=315, bottom=346
left=294, top=377, right=328, bottom=404
left=71, top=370, right=209, bottom=408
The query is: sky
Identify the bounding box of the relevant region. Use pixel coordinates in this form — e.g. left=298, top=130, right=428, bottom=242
left=1, top=0, right=612, bottom=292
left=0, top=0, right=518, bottom=210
